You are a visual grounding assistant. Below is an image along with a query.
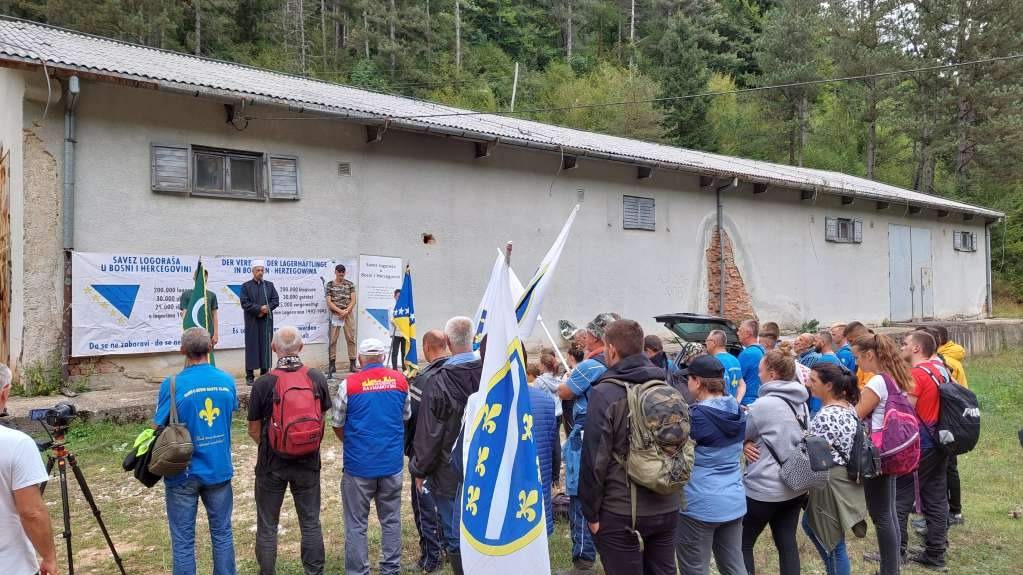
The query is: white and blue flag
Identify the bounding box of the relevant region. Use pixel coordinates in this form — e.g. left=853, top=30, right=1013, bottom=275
left=460, top=255, right=551, bottom=575
left=472, top=204, right=579, bottom=349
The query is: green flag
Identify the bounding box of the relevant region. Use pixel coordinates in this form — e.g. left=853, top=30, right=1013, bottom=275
left=183, top=260, right=215, bottom=366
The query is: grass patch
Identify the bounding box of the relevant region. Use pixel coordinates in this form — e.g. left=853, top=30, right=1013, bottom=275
left=30, top=351, right=1023, bottom=574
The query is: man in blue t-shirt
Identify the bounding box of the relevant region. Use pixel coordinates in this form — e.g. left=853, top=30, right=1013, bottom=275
left=557, top=312, right=617, bottom=575
left=705, top=329, right=745, bottom=403
left=831, top=323, right=857, bottom=373
left=153, top=327, right=239, bottom=575
left=736, top=319, right=765, bottom=407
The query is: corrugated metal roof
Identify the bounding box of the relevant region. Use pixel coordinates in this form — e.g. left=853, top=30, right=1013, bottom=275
left=0, top=17, right=1003, bottom=219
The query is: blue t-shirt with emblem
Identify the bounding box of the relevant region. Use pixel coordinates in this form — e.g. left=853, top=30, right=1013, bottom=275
left=738, top=344, right=766, bottom=406
left=715, top=352, right=744, bottom=399
left=836, top=344, right=857, bottom=373
left=153, top=363, right=238, bottom=487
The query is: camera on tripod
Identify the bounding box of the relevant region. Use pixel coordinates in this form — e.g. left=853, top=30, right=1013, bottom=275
left=29, top=402, right=78, bottom=429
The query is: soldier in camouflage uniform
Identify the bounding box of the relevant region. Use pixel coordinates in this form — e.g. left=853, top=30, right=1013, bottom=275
left=325, top=264, right=358, bottom=375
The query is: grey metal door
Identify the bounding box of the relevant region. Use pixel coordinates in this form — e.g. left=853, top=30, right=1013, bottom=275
left=889, top=224, right=913, bottom=322
left=911, top=227, right=934, bottom=319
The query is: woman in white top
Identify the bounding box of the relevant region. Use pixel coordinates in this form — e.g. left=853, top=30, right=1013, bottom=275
left=851, top=333, right=915, bottom=575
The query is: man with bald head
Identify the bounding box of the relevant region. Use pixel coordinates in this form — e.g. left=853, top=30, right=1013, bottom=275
left=248, top=326, right=332, bottom=575
left=405, top=329, right=450, bottom=573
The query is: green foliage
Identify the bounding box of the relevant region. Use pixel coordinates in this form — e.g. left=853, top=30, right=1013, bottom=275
left=15, top=355, right=63, bottom=396
left=798, top=319, right=819, bottom=333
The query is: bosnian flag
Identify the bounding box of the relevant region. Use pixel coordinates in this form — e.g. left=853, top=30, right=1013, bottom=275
left=461, top=254, right=550, bottom=574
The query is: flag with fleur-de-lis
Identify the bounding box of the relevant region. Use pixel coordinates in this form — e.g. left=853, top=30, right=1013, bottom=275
left=460, top=252, right=550, bottom=574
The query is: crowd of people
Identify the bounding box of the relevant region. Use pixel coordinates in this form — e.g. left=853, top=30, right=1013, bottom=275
left=0, top=311, right=974, bottom=575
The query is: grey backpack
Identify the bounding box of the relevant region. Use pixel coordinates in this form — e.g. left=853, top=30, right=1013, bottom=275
left=149, top=376, right=194, bottom=476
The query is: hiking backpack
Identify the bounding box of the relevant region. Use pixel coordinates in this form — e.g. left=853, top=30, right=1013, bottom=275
left=874, top=374, right=921, bottom=476
left=267, top=367, right=325, bottom=458
left=917, top=363, right=981, bottom=456
left=608, top=378, right=692, bottom=495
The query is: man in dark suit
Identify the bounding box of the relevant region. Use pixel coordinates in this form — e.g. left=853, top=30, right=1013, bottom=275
left=240, top=259, right=279, bottom=385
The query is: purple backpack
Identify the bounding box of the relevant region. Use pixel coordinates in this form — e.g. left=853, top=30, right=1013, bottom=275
left=872, top=374, right=921, bottom=476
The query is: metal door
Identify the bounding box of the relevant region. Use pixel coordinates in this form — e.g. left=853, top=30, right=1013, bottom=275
left=888, top=224, right=913, bottom=322
left=912, top=227, right=934, bottom=319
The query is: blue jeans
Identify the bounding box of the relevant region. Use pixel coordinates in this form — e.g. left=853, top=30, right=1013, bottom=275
left=165, top=479, right=236, bottom=575
left=570, top=496, right=597, bottom=563
left=411, top=476, right=444, bottom=569
left=431, top=482, right=462, bottom=553
left=801, top=513, right=850, bottom=575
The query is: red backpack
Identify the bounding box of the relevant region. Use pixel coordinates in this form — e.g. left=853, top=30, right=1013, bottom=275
left=267, top=367, right=324, bottom=458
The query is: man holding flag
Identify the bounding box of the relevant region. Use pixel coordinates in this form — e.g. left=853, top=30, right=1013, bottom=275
left=181, top=261, right=218, bottom=361
left=461, top=253, right=552, bottom=575
left=391, top=267, right=418, bottom=375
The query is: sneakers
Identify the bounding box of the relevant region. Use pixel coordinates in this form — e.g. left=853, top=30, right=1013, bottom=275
left=555, top=559, right=595, bottom=575
left=908, top=550, right=947, bottom=571
left=949, top=513, right=965, bottom=526
left=863, top=551, right=908, bottom=565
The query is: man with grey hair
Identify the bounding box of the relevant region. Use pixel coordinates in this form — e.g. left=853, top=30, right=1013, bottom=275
left=0, top=363, right=58, bottom=575
left=153, top=327, right=239, bottom=575
left=248, top=326, right=331, bottom=575
left=409, top=316, right=482, bottom=575
left=332, top=338, right=410, bottom=575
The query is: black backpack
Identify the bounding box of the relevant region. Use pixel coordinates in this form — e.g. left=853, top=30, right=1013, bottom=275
left=919, top=365, right=981, bottom=456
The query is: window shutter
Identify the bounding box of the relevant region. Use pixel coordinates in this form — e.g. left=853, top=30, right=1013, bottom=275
left=953, top=231, right=962, bottom=251
left=268, top=155, right=300, bottom=200
left=825, top=217, right=837, bottom=241
left=623, top=196, right=655, bottom=231
left=971, top=232, right=978, bottom=252
left=853, top=219, right=863, bottom=243
left=151, top=144, right=190, bottom=194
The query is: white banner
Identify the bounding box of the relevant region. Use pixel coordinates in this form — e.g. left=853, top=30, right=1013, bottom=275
left=356, top=255, right=404, bottom=349
left=71, top=252, right=348, bottom=357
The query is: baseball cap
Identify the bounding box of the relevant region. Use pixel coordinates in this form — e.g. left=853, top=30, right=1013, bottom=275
left=358, top=338, right=386, bottom=355
left=680, top=354, right=724, bottom=378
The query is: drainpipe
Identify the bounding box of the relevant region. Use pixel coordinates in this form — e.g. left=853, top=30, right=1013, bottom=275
left=985, top=220, right=993, bottom=318
left=60, top=76, right=80, bottom=392
left=716, top=178, right=738, bottom=317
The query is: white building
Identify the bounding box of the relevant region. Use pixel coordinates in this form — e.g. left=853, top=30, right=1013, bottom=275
left=0, top=18, right=1003, bottom=383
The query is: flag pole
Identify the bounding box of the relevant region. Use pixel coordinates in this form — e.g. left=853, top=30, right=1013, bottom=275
left=537, top=315, right=569, bottom=370
left=504, top=241, right=513, bottom=265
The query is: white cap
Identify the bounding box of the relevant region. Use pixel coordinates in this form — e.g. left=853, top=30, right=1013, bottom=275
left=358, top=338, right=386, bottom=355
left=251, top=259, right=266, bottom=270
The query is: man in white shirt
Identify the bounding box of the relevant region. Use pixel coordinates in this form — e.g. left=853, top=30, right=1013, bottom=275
left=0, top=363, right=58, bottom=575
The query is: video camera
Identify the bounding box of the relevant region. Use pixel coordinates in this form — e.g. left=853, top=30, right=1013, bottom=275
left=29, top=402, right=78, bottom=429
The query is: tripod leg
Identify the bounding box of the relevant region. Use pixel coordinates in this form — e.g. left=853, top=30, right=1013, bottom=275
left=41, top=455, right=55, bottom=496
left=56, top=456, right=75, bottom=575
left=67, top=454, right=128, bottom=575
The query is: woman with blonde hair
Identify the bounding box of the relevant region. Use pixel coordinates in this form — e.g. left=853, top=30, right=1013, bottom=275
left=852, top=334, right=914, bottom=575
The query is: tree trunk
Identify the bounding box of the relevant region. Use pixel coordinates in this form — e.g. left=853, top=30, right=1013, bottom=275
left=363, top=8, right=370, bottom=59
left=426, top=0, right=431, bottom=53
left=194, top=0, right=201, bottom=56
left=566, top=1, right=573, bottom=60
left=865, top=84, right=877, bottom=180
left=798, top=93, right=809, bottom=167
left=628, top=0, right=636, bottom=69
left=455, top=0, right=461, bottom=71
left=299, top=0, right=307, bottom=74
left=321, top=0, right=327, bottom=72
left=389, top=0, right=396, bottom=76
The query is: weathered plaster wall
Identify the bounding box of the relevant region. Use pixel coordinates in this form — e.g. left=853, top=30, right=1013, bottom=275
left=13, top=78, right=993, bottom=381
left=0, top=68, right=25, bottom=378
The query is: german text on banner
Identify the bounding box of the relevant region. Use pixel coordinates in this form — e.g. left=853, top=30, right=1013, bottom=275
left=460, top=256, right=551, bottom=575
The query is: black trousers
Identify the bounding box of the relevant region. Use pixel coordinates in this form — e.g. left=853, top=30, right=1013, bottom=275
left=897, top=448, right=949, bottom=561
left=741, top=496, right=804, bottom=575
left=390, top=336, right=405, bottom=370
left=947, top=454, right=961, bottom=515
left=410, top=475, right=444, bottom=570
left=254, top=465, right=325, bottom=575
left=864, top=474, right=901, bottom=575
left=593, top=510, right=677, bottom=575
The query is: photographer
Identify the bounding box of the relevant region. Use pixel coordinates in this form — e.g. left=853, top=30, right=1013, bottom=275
left=0, top=363, right=59, bottom=575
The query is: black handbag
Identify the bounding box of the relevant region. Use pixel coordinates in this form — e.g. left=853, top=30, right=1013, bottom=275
left=846, top=416, right=881, bottom=483
left=762, top=400, right=830, bottom=492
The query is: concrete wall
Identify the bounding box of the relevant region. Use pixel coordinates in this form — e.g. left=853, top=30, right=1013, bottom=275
left=14, top=78, right=993, bottom=381
left=0, top=68, right=25, bottom=378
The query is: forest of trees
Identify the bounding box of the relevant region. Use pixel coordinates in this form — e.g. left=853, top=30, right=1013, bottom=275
left=3, top=0, right=1023, bottom=303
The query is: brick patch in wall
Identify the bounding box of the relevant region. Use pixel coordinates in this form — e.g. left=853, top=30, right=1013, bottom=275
left=706, top=226, right=757, bottom=323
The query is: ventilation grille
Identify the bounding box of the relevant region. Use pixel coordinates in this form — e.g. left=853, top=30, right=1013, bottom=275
left=338, top=162, right=352, bottom=177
